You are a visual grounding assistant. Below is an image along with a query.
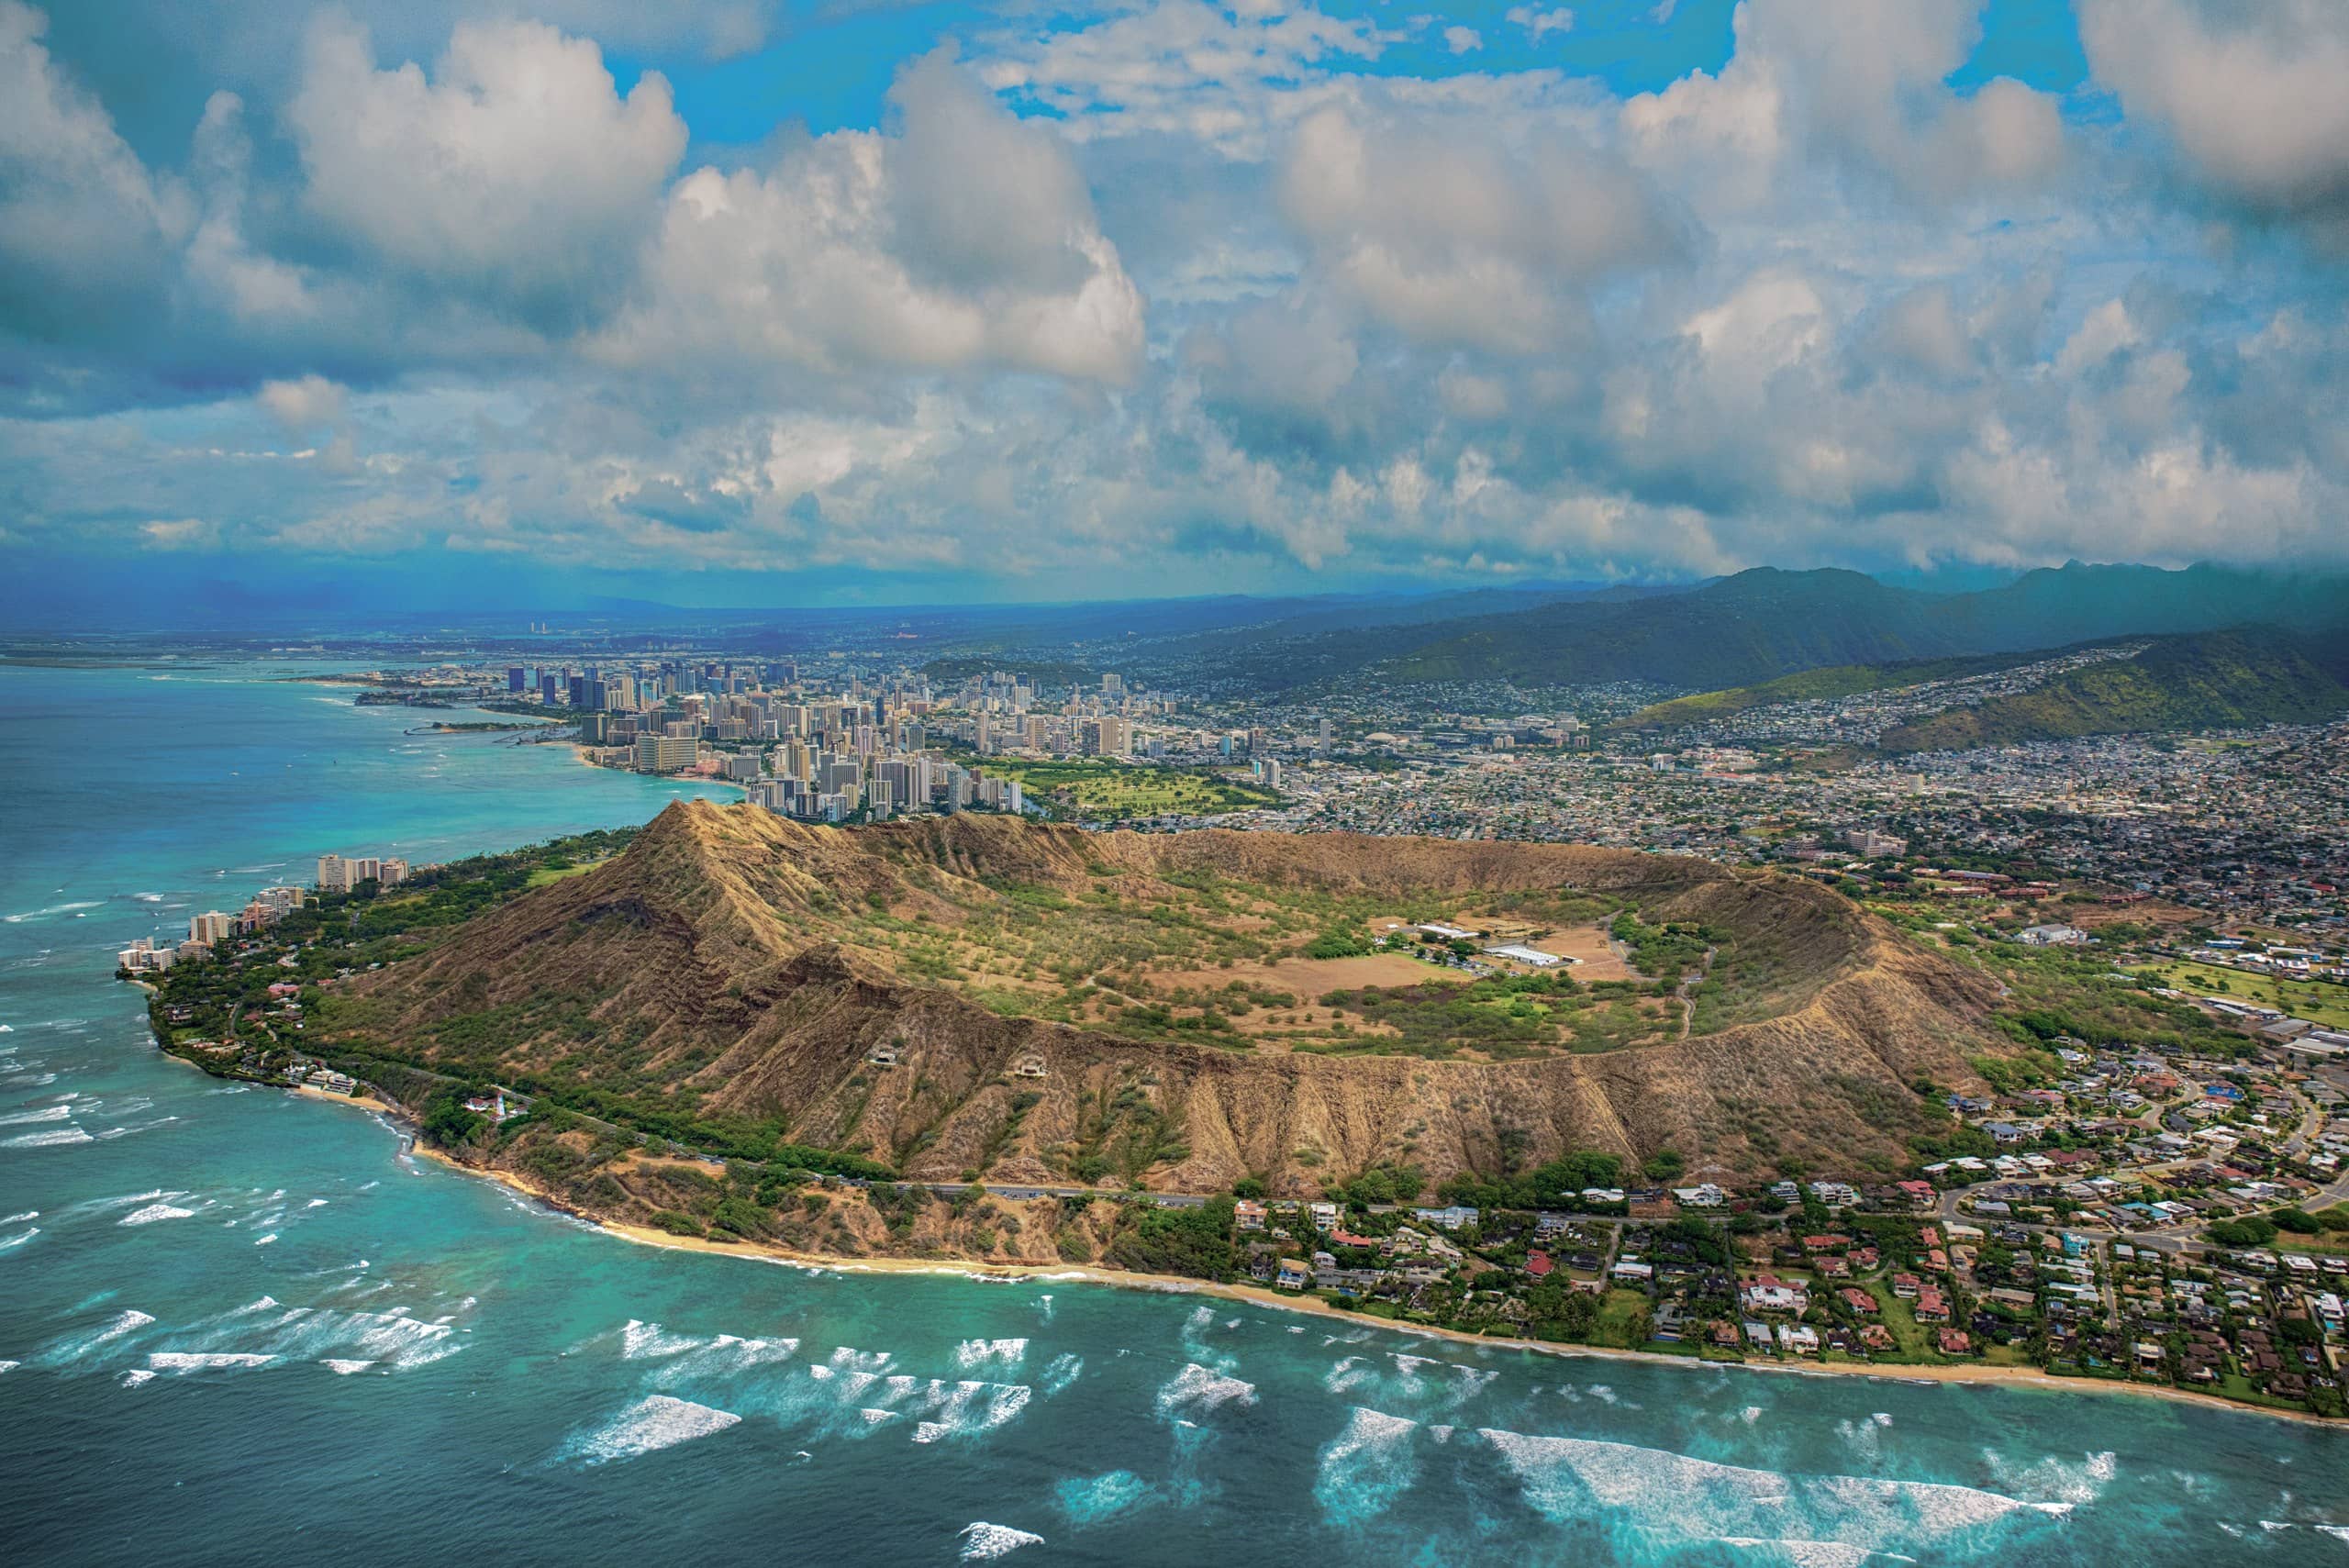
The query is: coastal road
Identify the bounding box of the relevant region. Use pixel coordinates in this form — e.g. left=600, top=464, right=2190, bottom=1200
left=941, top=1182, right=1210, bottom=1209
left=829, top=1177, right=1212, bottom=1209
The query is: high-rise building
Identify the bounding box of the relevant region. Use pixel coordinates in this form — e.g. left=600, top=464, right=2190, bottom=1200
left=634, top=734, right=699, bottom=773
left=117, top=937, right=178, bottom=973
left=507, top=667, right=528, bottom=693
left=820, top=757, right=863, bottom=797
left=317, top=853, right=351, bottom=893
left=189, top=910, right=233, bottom=946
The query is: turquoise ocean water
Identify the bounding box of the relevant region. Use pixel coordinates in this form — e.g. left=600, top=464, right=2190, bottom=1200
left=1, top=661, right=2344, bottom=1566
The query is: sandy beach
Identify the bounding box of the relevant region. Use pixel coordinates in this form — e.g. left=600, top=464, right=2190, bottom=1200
left=290, top=1081, right=396, bottom=1118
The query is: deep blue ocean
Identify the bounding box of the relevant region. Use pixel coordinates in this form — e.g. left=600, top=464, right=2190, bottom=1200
left=2, top=660, right=2344, bottom=1566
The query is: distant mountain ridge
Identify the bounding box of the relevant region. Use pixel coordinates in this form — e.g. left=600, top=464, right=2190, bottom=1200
left=1366, top=562, right=2349, bottom=691
left=1878, top=628, right=2349, bottom=752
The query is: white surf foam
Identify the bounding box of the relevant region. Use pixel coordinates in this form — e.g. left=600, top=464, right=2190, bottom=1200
left=1155, top=1362, right=1257, bottom=1419
left=119, top=1202, right=197, bottom=1226
left=0, top=1227, right=37, bottom=1252
left=98, top=1117, right=180, bottom=1140
left=646, top=1332, right=801, bottom=1386
left=569, top=1396, right=741, bottom=1465
left=955, top=1337, right=1029, bottom=1369
left=1977, top=1448, right=2117, bottom=1508
left=618, top=1318, right=703, bottom=1360
left=957, top=1523, right=1043, bottom=1561
left=903, top=1377, right=1033, bottom=1442
left=1039, top=1353, right=1083, bottom=1396
left=4, top=1125, right=90, bottom=1147
left=322, top=1360, right=375, bottom=1375
left=0, top=1105, right=72, bottom=1126
left=45, top=1308, right=157, bottom=1364
left=1715, top=1539, right=1919, bottom=1567
left=149, top=1351, right=276, bottom=1373
left=1480, top=1427, right=2067, bottom=1549
left=1314, top=1407, right=1421, bottom=1524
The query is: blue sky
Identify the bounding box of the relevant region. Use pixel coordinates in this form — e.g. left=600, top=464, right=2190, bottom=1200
left=629, top=0, right=2087, bottom=145
left=2, top=0, right=2344, bottom=615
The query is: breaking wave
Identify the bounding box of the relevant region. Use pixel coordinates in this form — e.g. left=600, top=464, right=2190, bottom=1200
left=1155, top=1362, right=1257, bottom=1419
left=3, top=1125, right=91, bottom=1147
left=41, top=1308, right=157, bottom=1365
left=956, top=1523, right=1043, bottom=1561
left=1314, top=1407, right=1421, bottom=1525
left=149, top=1351, right=277, bottom=1373
left=1715, top=1540, right=1920, bottom=1567
left=566, top=1396, right=741, bottom=1465
left=906, top=1379, right=1033, bottom=1443
left=1478, top=1427, right=2074, bottom=1556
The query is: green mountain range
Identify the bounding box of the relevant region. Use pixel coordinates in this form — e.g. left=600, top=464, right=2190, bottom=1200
left=1369, top=562, right=2349, bottom=690
left=1878, top=628, right=2349, bottom=752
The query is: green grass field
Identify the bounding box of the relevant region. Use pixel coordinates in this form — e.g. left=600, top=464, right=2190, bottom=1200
left=2131, top=957, right=2349, bottom=1030
left=1589, top=1287, right=1656, bottom=1349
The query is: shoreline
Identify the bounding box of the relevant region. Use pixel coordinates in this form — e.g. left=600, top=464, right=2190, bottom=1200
left=150, top=1046, right=400, bottom=1120
left=145, top=1045, right=2342, bottom=1433
left=362, top=1112, right=2341, bottom=1430
left=567, top=741, right=747, bottom=796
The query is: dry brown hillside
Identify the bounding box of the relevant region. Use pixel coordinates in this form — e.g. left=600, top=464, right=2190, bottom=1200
left=326, top=799, right=2009, bottom=1191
